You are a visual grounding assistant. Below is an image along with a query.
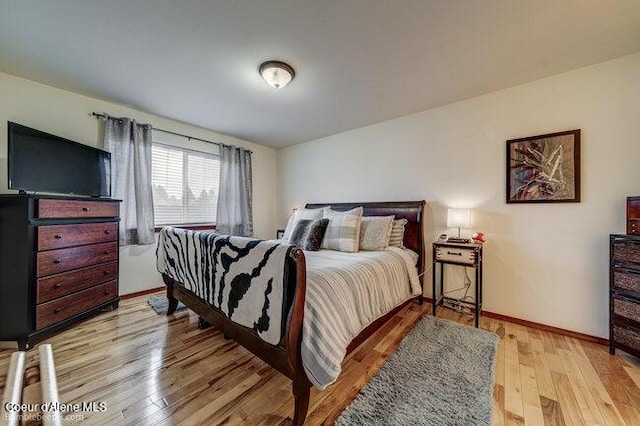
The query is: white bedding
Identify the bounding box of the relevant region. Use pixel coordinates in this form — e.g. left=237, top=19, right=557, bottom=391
left=301, top=247, right=421, bottom=389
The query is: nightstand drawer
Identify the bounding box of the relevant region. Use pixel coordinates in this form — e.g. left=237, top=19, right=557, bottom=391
left=435, top=246, right=476, bottom=265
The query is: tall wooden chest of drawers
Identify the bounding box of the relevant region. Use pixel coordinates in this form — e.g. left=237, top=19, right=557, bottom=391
left=0, top=195, right=120, bottom=350
left=610, top=234, right=640, bottom=358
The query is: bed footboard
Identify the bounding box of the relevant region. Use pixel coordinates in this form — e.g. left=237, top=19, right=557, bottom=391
left=162, top=246, right=311, bottom=424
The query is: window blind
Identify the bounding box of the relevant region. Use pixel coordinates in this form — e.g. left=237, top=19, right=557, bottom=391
left=152, top=144, right=220, bottom=226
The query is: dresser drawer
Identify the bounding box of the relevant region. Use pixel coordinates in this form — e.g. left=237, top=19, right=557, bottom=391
left=37, top=261, right=118, bottom=303
left=36, top=280, right=117, bottom=330
left=435, top=246, right=476, bottom=265
left=38, top=199, right=119, bottom=219
left=37, top=241, right=118, bottom=277
left=38, top=222, right=117, bottom=250
left=612, top=322, right=640, bottom=354
left=613, top=294, right=640, bottom=323
left=612, top=238, right=640, bottom=265
left=612, top=268, right=640, bottom=295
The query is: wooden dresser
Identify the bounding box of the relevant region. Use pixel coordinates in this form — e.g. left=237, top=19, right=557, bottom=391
left=0, top=195, right=120, bottom=350
left=610, top=234, right=640, bottom=358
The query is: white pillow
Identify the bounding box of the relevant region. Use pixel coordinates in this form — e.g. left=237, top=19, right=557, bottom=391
left=389, top=218, right=408, bottom=247
left=321, top=207, right=363, bottom=252
left=283, top=207, right=326, bottom=241
left=359, top=215, right=394, bottom=251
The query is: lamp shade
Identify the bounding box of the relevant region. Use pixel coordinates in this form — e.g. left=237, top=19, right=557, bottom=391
left=447, top=208, right=471, bottom=229
left=259, top=61, right=295, bottom=89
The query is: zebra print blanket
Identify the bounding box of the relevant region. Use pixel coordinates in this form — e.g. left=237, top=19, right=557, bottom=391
left=156, top=227, right=294, bottom=345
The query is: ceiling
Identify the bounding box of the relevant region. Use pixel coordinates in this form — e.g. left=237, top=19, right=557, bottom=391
left=1, top=1, right=639, bottom=148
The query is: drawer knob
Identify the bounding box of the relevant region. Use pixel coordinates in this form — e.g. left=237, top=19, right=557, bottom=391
left=53, top=259, right=62, bottom=264
left=104, top=270, right=110, bottom=275
left=104, top=290, right=109, bottom=296
left=103, top=250, right=110, bottom=255
left=54, top=284, right=62, bottom=289
left=54, top=234, right=63, bottom=239
left=104, top=230, right=111, bottom=235
left=82, top=207, right=90, bottom=212
left=54, top=308, right=63, bottom=314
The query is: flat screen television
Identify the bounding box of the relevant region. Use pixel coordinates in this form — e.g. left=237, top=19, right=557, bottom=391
left=8, top=122, right=111, bottom=198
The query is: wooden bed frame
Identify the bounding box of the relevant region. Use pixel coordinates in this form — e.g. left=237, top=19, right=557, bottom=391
left=162, top=200, right=425, bottom=424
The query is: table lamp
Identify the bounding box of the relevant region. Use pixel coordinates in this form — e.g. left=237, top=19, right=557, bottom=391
left=447, top=208, right=471, bottom=241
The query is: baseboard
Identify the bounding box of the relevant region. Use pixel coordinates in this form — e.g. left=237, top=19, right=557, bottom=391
left=481, top=311, right=608, bottom=346
left=121, top=286, right=164, bottom=300
left=424, top=297, right=608, bottom=346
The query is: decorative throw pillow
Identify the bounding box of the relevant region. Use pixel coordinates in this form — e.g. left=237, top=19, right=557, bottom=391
left=287, top=218, right=329, bottom=251
left=321, top=207, right=363, bottom=252
left=388, top=218, right=408, bottom=247
left=283, top=207, right=325, bottom=241
left=288, top=219, right=311, bottom=247
left=359, top=215, right=394, bottom=251
left=304, top=218, right=330, bottom=251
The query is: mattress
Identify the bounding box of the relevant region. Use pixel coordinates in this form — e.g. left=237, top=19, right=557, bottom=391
left=301, top=247, right=421, bottom=388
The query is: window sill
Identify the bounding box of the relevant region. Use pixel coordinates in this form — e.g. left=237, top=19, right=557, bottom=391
left=154, top=224, right=216, bottom=233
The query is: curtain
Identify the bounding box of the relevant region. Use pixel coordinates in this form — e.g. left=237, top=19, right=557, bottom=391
left=216, top=145, right=253, bottom=236
left=103, top=116, right=155, bottom=245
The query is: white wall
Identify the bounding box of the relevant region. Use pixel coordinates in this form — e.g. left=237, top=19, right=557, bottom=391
left=279, top=52, right=640, bottom=338
left=0, top=72, right=279, bottom=295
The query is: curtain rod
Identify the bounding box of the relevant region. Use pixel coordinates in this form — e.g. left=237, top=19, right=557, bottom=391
left=89, top=112, right=253, bottom=154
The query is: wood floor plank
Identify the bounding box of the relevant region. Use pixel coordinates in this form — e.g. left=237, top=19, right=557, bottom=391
left=564, top=337, right=627, bottom=426
left=558, top=348, right=606, bottom=425
left=504, top=410, right=526, bottom=425
left=551, top=372, right=586, bottom=426
left=492, top=384, right=505, bottom=426
left=504, top=321, right=525, bottom=417
left=580, top=341, right=640, bottom=426
left=540, top=395, right=566, bottom=426
left=1, top=294, right=639, bottom=426
left=495, top=327, right=506, bottom=388
left=529, top=333, right=558, bottom=401
left=519, top=364, right=545, bottom=426
left=623, top=364, right=640, bottom=389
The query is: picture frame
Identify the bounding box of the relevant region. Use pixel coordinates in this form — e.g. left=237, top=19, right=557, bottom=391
left=506, top=129, right=581, bottom=203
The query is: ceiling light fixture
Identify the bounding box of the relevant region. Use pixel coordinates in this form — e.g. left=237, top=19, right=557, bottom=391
left=259, top=60, right=295, bottom=89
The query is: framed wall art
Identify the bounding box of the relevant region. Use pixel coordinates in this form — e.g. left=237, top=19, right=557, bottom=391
left=506, top=129, right=580, bottom=203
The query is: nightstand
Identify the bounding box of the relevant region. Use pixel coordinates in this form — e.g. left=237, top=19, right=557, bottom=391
left=432, top=240, right=483, bottom=327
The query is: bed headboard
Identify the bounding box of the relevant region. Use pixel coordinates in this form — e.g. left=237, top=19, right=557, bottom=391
left=304, top=201, right=426, bottom=282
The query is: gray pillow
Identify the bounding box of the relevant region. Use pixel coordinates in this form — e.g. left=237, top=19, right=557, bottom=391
left=288, top=218, right=330, bottom=251
left=359, top=215, right=394, bottom=251
left=321, top=207, right=364, bottom=252
left=389, top=218, right=408, bottom=247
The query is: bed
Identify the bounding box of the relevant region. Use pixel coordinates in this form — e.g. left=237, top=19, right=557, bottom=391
left=157, top=201, right=425, bottom=424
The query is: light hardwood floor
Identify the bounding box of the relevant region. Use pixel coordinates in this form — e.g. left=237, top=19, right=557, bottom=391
left=0, top=293, right=638, bottom=425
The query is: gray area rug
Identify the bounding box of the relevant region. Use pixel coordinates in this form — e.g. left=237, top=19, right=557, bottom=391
left=147, top=294, right=187, bottom=315
left=336, top=316, right=499, bottom=426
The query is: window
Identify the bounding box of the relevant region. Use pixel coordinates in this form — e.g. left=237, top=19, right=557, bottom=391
left=151, top=143, right=220, bottom=226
